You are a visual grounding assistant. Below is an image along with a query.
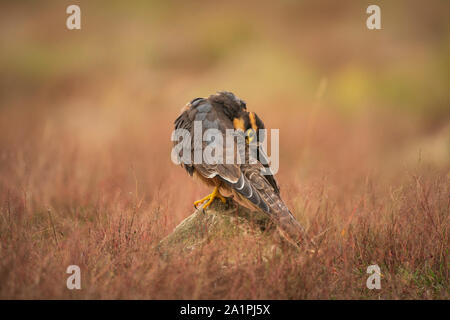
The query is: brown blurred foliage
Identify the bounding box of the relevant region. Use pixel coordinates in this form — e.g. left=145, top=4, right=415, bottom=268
left=0, top=0, right=448, bottom=299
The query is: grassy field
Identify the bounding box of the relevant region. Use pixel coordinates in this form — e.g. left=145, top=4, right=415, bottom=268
left=0, top=0, right=448, bottom=299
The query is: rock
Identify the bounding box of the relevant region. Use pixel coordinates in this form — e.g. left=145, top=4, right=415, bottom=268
left=157, top=197, right=290, bottom=256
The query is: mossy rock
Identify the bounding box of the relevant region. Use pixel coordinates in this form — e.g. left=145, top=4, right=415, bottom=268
left=157, top=197, right=287, bottom=256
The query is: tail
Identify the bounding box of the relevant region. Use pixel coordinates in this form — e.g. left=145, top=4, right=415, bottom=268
left=227, top=172, right=309, bottom=248
left=275, top=207, right=308, bottom=248
left=268, top=195, right=307, bottom=247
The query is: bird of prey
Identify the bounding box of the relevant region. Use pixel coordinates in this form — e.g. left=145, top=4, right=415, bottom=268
left=173, top=91, right=307, bottom=246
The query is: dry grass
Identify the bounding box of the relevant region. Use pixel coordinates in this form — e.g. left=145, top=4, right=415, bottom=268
left=0, top=0, right=449, bottom=299
left=0, top=102, right=448, bottom=299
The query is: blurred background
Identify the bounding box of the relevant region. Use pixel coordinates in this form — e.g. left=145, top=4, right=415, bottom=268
left=1, top=0, right=448, bottom=214
left=0, top=0, right=448, bottom=298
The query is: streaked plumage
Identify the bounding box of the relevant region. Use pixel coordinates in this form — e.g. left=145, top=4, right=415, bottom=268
left=173, top=91, right=306, bottom=246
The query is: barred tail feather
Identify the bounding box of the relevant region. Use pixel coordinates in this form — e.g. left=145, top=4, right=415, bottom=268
left=229, top=174, right=270, bottom=213
left=227, top=174, right=306, bottom=246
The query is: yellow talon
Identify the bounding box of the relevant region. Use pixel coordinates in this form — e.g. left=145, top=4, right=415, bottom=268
left=194, top=186, right=226, bottom=209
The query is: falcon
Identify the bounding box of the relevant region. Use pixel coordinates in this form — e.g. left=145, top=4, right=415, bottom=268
left=173, top=92, right=307, bottom=246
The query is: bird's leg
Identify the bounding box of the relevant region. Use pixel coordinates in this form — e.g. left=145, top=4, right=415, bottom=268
left=194, top=186, right=226, bottom=209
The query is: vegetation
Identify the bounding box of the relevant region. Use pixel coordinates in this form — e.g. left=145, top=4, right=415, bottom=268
left=0, top=0, right=448, bottom=299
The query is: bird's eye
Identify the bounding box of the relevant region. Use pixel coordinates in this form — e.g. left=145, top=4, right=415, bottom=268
left=246, top=128, right=256, bottom=143
left=241, top=101, right=247, bottom=109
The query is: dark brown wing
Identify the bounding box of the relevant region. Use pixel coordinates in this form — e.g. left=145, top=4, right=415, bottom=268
left=174, top=97, right=241, bottom=184
left=228, top=110, right=304, bottom=244
left=221, top=148, right=306, bottom=245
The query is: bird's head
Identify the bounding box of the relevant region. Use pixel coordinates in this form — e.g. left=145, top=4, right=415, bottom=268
left=243, top=111, right=265, bottom=143
left=183, top=92, right=264, bottom=143
left=208, top=92, right=265, bottom=143
left=209, top=91, right=247, bottom=114
left=232, top=111, right=265, bottom=144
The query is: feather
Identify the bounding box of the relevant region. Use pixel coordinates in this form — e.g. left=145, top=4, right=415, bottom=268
left=173, top=92, right=306, bottom=246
